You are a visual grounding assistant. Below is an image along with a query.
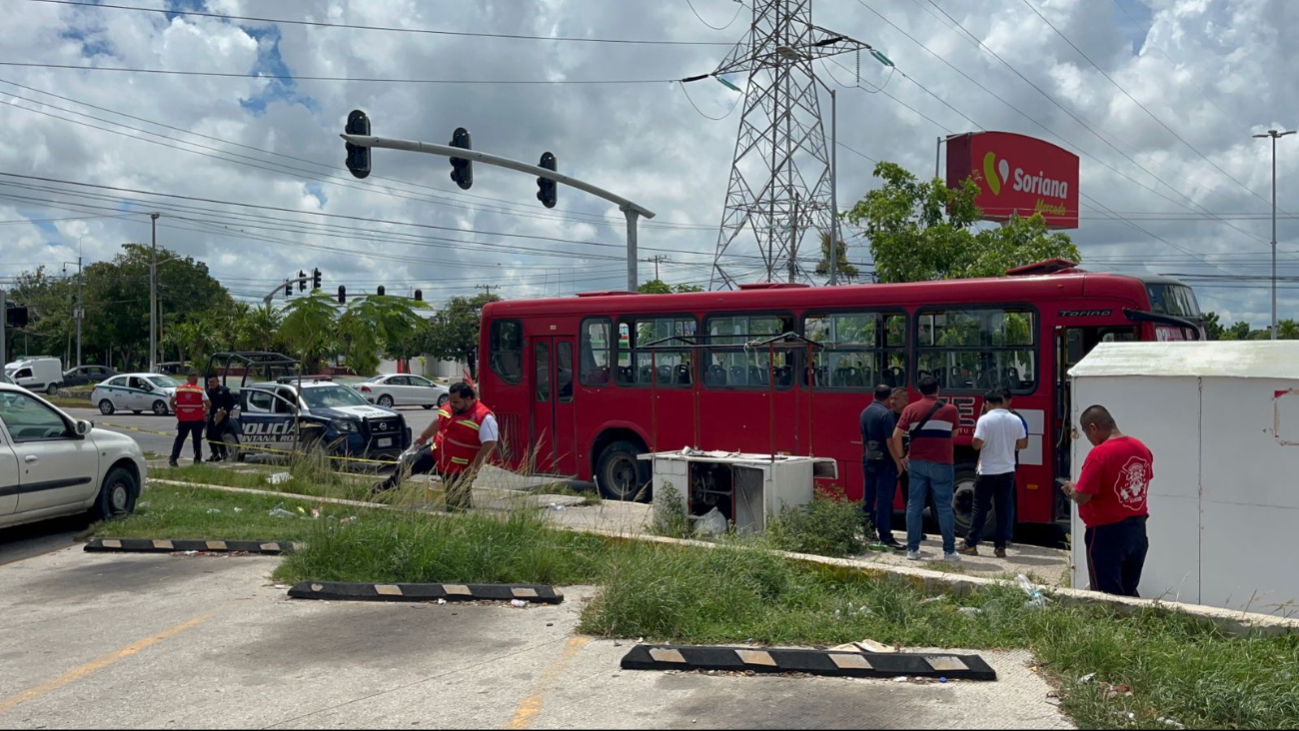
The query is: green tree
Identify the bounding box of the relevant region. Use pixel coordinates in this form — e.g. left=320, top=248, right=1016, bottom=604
left=1222, top=320, right=1252, bottom=340
left=1279, top=319, right=1299, bottom=340
left=5, top=267, right=77, bottom=361
left=238, top=303, right=284, bottom=352
left=338, top=295, right=428, bottom=376
left=843, top=162, right=1081, bottom=283
left=814, top=231, right=859, bottom=282
left=637, top=280, right=706, bottom=294
left=418, top=293, right=501, bottom=378
left=278, top=291, right=339, bottom=372
left=1202, top=311, right=1224, bottom=340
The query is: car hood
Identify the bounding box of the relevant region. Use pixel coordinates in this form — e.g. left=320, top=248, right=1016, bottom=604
left=310, top=404, right=400, bottom=421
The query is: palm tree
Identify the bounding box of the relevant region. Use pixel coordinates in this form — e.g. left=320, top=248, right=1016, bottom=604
left=1278, top=319, right=1299, bottom=340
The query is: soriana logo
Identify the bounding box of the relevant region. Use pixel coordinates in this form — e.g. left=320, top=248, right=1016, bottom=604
left=946, top=132, right=1080, bottom=229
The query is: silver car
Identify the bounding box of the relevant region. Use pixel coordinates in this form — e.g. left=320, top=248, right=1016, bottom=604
left=356, top=374, right=449, bottom=410
left=91, top=373, right=181, bottom=416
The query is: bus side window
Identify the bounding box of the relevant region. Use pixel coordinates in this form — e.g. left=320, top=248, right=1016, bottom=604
left=803, top=311, right=907, bottom=390
left=579, top=318, right=612, bottom=387
left=618, top=316, right=696, bottom=388
left=489, top=319, right=524, bottom=386
left=917, top=308, right=1037, bottom=394
left=704, top=314, right=795, bottom=391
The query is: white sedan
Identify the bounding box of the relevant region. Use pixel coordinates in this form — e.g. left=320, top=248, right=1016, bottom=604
left=1, top=382, right=148, bottom=529
left=92, top=373, right=180, bottom=416
left=357, top=374, right=449, bottom=410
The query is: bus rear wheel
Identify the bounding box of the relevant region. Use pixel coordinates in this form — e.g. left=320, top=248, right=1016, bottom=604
left=596, top=440, right=650, bottom=502
left=952, top=462, right=999, bottom=541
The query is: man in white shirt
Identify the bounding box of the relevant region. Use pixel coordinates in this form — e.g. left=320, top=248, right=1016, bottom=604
left=959, top=389, right=1028, bottom=558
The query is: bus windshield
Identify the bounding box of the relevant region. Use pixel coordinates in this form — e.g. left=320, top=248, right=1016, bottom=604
left=1146, top=283, right=1201, bottom=319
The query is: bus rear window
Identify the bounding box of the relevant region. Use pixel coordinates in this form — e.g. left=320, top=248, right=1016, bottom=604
left=489, top=320, right=523, bottom=385
left=1146, top=284, right=1200, bottom=319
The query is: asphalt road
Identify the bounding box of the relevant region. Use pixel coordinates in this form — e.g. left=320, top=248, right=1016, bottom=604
left=0, top=549, right=1074, bottom=729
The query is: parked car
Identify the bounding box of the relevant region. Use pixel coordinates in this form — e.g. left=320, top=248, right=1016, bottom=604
left=1, top=382, right=147, bottom=529
left=357, top=374, right=450, bottom=410
left=62, top=365, right=118, bottom=388
left=3, top=357, right=64, bottom=395
left=91, top=373, right=181, bottom=416
left=220, top=378, right=411, bottom=462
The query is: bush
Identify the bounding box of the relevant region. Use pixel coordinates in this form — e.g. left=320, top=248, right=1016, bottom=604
left=765, top=488, right=866, bottom=557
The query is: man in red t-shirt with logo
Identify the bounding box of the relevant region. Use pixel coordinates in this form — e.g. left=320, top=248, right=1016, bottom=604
left=1062, top=404, right=1153, bottom=597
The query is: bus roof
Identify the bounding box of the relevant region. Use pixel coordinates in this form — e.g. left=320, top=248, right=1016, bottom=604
left=484, top=269, right=1165, bottom=319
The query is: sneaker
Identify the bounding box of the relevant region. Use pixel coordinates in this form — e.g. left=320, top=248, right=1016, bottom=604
left=942, top=552, right=962, bottom=563
left=880, top=539, right=905, bottom=551
left=167, top=459, right=178, bottom=467
left=995, top=548, right=1008, bottom=559
left=906, top=550, right=922, bottom=561
left=957, top=545, right=979, bottom=557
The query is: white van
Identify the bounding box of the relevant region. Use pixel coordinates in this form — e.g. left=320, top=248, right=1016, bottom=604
left=3, top=358, right=64, bottom=395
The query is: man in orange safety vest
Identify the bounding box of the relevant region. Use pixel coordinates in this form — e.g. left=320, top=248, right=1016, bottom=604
left=168, top=370, right=210, bottom=467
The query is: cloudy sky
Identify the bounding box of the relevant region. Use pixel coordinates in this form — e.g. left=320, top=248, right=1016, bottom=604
left=0, top=0, right=1295, bottom=325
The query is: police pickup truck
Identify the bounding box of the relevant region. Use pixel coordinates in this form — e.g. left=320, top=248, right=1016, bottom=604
left=224, top=378, right=411, bottom=463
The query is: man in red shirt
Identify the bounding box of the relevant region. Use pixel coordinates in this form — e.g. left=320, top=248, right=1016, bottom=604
left=1062, top=404, right=1153, bottom=597
left=891, top=375, right=963, bottom=562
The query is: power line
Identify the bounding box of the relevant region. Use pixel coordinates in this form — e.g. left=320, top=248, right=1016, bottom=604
left=0, top=61, right=683, bottom=85
left=1019, top=0, right=1281, bottom=214
left=29, top=0, right=735, bottom=46
left=684, top=0, right=746, bottom=30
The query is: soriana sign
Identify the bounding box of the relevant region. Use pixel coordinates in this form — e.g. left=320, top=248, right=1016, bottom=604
left=946, top=131, right=1080, bottom=229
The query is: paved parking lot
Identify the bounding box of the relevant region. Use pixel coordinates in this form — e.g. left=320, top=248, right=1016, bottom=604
left=0, top=549, right=1072, bottom=729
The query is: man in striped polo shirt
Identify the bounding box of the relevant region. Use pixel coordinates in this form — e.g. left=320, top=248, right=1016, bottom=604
left=891, top=375, right=962, bottom=563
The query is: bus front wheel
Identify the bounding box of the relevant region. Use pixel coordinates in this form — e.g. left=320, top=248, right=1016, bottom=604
left=596, top=440, right=650, bottom=502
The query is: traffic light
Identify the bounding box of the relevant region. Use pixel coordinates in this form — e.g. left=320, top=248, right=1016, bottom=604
left=298, top=270, right=307, bottom=292
left=344, top=109, right=371, bottom=179
left=284, top=279, right=291, bottom=300
left=337, top=285, right=346, bottom=304
left=449, top=127, right=473, bottom=190
left=376, top=285, right=386, bottom=297
left=312, top=268, right=322, bottom=290
left=5, top=304, right=28, bottom=329
left=414, top=289, right=423, bottom=302
left=536, top=152, right=557, bottom=209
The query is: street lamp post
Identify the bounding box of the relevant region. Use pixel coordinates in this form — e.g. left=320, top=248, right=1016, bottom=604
left=1253, top=129, right=1295, bottom=340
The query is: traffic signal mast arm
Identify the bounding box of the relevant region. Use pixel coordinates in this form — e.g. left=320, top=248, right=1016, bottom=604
left=338, top=133, right=655, bottom=220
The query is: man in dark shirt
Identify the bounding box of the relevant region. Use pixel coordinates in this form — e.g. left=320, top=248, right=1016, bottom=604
left=860, top=384, right=904, bottom=548
left=206, top=376, right=239, bottom=463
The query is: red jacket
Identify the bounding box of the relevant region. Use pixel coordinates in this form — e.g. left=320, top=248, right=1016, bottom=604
left=174, top=384, right=206, bottom=422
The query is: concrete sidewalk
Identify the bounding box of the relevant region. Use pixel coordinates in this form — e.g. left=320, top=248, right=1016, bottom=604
left=0, top=549, right=1073, bottom=730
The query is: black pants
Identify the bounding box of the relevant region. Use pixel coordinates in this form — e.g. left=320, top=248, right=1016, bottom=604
left=206, top=419, right=233, bottom=459
left=170, top=420, right=204, bottom=462
left=965, top=472, right=1015, bottom=549
left=1085, top=516, right=1149, bottom=597
left=862, top=459, right=899, bottom=543
left=377, top=451, right=473, bottom=511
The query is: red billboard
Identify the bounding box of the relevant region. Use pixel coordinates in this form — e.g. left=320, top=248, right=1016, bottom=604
left=946, top=131, right=1080, bottom=229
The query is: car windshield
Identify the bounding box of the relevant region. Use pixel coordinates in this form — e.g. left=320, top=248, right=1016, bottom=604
left=149, top=375, right=181, bottom=389
left=1146, top=283, right=1201, bottom=318
left=300, top=385, right=370, bottom=410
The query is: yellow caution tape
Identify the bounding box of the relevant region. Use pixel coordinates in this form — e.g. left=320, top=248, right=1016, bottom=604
left=95, top=421, right=402, bottom=466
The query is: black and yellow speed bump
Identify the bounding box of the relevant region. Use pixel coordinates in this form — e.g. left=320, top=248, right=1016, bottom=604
left=287, top=581, right=565, bottom=604
left=620, top=645, right=997, bottom=681
left=85, top=538, right=298, bottom=555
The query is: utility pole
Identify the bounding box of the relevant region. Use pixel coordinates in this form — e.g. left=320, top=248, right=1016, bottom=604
left=643, top=255, right=671, bottom=281
left=149, top=212, right=159, bottom=372
left=0, top=286, right=6, bottom=369
left=1253, top=129, right=1294, bottom=340
left=476, top=284, right=497, bottom=298
left=789, top=195, right=800, bottom=283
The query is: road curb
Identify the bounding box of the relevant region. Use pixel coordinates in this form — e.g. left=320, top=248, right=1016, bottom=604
left=287, top=580, right=565, bottom=604
left=85, top=538, right=298, bottom=555
left=620, top=644, right=997, bottom=681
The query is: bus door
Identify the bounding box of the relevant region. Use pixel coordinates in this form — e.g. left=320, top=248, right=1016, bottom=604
left=529, top=335, right=578, bottom=476
left=1053, top=325, right=1137, bottom=516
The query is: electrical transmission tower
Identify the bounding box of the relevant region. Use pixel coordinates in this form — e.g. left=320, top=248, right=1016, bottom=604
left=709, top=0, right=870, bottom=288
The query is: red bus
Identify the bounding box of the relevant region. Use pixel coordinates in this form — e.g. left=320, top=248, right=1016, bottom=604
left=478, top=260, right=1202, bottom=533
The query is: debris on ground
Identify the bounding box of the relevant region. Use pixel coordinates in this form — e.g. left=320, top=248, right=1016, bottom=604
left=436, top=598, right=447, bottom=605
left=830, top=639, right=895, bottom=654
left=510, top=599, right=529, bottom=608
left=1157, top=717, right=1185, bottom=729
left=269, top=472, right=292, bottom=485
left=268, top=507, right=296, bottom=519
left=957, top=607, right=982, bottom=616
left=1079, top=673, right=1096, bottom=684
left=206, top=508, right=222, bottom=514
left=1017, top=574, right=1047, bottom=610
left=694, top=507, right=727, bottom=538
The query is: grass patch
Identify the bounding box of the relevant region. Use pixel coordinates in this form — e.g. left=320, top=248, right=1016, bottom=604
left=99, top=485, right=374, bottom=542
left=151, top=459, right=376, bottom=502
left=273, top=508, right=610, bottom=587
left=765, top=488, right=865, bottom=558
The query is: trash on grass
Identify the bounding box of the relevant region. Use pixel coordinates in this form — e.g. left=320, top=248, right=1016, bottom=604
left=1079, top=673, right=1096, bottom=684
left=269, top=472, right=292, bottom=485
left=232, top=507, right=242, bottom=514
left=694, top=507, right=727, bottom=538
left=436, top=598, right=447, bottom=605
left=311, top=508, right=321, bottom=519
left=339, top=516, right=358, bottom=525
left=183, top=550, right=198, bottom=557
left=892, top=676, right=909, bottom=683
left=1157, top=718, right=1185, bottom=729
left=1017, top=573, right=1047, bottom=610
left=206, top=508, right=222, bottom=514
left=957, top=607, right=982, bottom=616
left=510, top=599, right=528, bottom=608
left=268, top=507, right=297, bottom=519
